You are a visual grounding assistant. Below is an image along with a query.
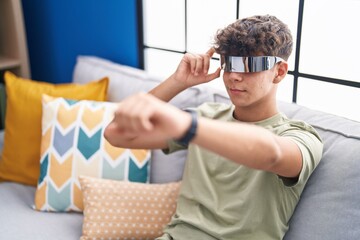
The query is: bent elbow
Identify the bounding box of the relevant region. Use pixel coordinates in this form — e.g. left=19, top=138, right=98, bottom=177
left=271, top=144, right=282, bottom=166
left=265, top=139, right=283, bottom=170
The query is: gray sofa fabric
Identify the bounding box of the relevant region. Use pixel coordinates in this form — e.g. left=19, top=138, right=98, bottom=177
left=0, top=56, right=359, bottom=239
left=0, top=182, right=82, bottom=239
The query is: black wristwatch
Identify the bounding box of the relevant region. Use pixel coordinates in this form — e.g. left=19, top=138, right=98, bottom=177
left=175, top=109, right=198, bottom=146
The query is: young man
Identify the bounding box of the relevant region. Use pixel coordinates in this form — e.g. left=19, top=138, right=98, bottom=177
left=104, top=15, right=323, bottom=240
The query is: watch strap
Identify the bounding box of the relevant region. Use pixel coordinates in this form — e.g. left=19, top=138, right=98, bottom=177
left=175, top=109, right=198, bottom=146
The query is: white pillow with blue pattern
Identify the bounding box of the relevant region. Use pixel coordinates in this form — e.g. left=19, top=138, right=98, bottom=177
left=34, top=94, right=151, bottom=212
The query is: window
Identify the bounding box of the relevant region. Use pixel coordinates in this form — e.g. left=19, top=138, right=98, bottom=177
left=139, top=0, right=360, bottom=122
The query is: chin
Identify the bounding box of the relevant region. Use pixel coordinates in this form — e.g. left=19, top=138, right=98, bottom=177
left=229, top=98, right=252, bottom=108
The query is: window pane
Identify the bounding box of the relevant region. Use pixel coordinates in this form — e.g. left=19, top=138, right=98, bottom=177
left=238, top=0, right=299, bottom=71
left=187, top=0, right=237, bottom=54
left=144, top=48, right=184, bottom=79
left=143, top=0, right=185, bottom=51
left=297, top=78, right=360, bottom=122
left=145, top=49, right=226, bottom=91
left=277, top=75, right=294, bottom=103
left=300, top=0, right=360, bottom=82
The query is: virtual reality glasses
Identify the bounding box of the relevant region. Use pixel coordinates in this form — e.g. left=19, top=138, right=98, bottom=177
left=221, top=56, right=285, bottom=73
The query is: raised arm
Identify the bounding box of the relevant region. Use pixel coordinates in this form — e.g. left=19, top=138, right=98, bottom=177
left=149, top=48, right=221, bottom=101
left=104, top=93, right=305, bottom=178
left=104, top=49, right=220, bottom=150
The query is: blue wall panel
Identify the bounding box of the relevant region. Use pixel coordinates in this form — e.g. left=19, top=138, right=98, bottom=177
left=21, top=0, right=139, bottom=83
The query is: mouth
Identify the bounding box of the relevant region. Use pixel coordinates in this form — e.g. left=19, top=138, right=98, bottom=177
left=228, top=87, right=247, bottom=94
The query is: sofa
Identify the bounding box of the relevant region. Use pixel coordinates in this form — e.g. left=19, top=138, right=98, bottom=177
left=0, top=56, right=359, bottom=240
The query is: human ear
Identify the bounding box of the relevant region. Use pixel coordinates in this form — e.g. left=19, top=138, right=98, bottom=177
left=273, top=62, right=288, bottom=83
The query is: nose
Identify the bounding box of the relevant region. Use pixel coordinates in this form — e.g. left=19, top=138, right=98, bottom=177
left=228, top=72, right=244, bottom=82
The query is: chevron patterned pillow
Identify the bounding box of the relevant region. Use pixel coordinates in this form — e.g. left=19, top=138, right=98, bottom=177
left=34, top=94, right=151, bottom=212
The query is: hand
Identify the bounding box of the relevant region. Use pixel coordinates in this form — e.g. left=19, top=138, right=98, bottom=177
left=106, top=93, right=191, bottom=141
left=172, top=48, right=221, bottom=88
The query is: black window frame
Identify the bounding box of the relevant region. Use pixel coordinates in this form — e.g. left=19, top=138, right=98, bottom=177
left=136, top=0, right=360, bottom=104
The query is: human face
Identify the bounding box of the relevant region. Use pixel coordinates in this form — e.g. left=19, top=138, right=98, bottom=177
left=222, top=67, right=278, bottom=110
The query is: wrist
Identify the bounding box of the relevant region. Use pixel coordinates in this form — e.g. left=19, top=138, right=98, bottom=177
left=169, top=73, right=189, bottom=90
left=174, top=109, right=198, bottom=146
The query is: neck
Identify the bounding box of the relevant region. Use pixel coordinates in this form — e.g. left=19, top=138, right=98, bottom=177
left=233, top=100, right=279, bottom=122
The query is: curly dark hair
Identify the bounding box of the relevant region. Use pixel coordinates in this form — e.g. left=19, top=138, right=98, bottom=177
left=214, top=15, right=293, bottom=60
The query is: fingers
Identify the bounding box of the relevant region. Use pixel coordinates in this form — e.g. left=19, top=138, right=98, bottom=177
left=185, top=52, right=211, bottom=76
left=185, top=53, right=203, bottom=76
left=113, top=94, right=156, bottom=135
left=185, top=54, right=197, bottom=75
left=192, top=48, right=217, bottom=75
left=205, top=67, right=221, bottom=82
left=127, top=100, right=154, bottom=133
left=175, top=48, right=219, bottom=87
left=193, top=54, right=204, bottom=76
left=202, top=54, right=211, bottom=74
left=206, top=47, right=216, bottom=57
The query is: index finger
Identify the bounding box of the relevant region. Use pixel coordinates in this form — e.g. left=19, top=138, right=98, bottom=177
left=206, top=47, right=216, bottom=57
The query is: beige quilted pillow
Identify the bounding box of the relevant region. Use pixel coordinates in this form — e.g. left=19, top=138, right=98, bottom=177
left=79, top=176, right=181, bottom=240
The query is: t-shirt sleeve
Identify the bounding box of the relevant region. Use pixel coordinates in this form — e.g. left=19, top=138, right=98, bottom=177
left=162, top=139, right=188, bottom=155
left=280, top=122, right=323, bottom=191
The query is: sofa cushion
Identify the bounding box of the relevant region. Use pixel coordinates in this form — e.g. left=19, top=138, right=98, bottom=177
left=34, top=95, right=151, bottom=212
left=72, top=56, right=216, bottom=184
left=79, top=176, right=181, bottom=240
left=279, top=102, right=360, bottom=240
left=0, top=182, right=82, bottom=240
left=0, top=71, right=109, bottom=186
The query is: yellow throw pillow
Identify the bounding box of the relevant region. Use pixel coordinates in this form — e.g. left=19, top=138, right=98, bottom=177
left=79, top=176, right=181, bottom=240
left=0, top=71, right=109, bottom=186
